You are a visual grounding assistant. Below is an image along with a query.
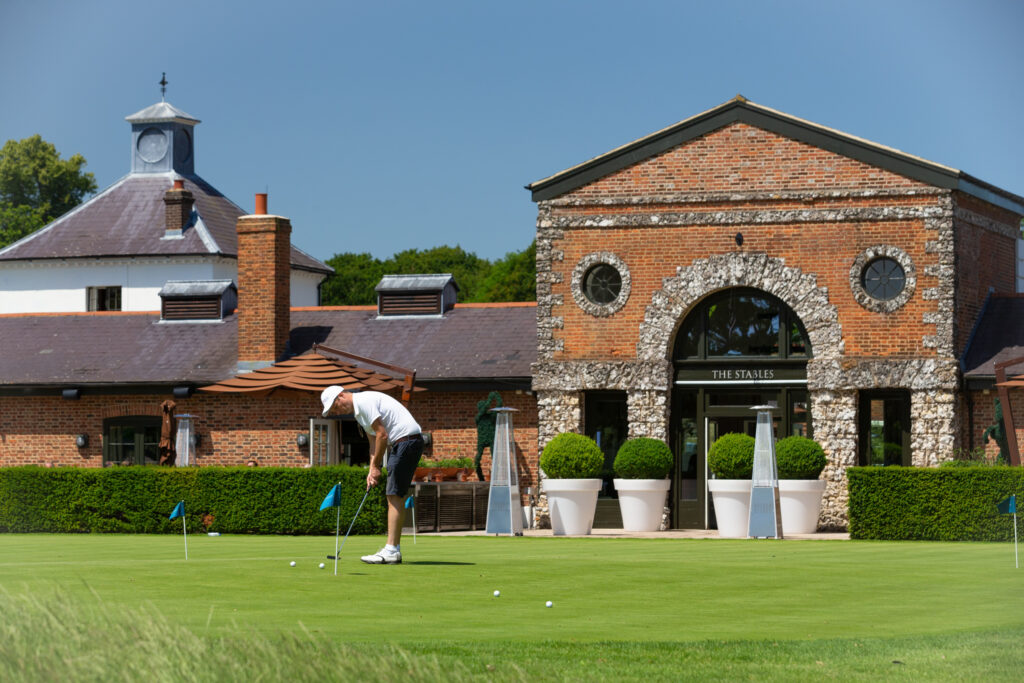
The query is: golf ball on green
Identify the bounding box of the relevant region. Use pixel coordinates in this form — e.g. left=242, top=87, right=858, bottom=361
left=289, top=561, right=296, bottom=567
left=318, top=562, right=325, bottom=569
left=493, top=590, right=500, bottom=597
left=545, top=601, right=553, bottom=608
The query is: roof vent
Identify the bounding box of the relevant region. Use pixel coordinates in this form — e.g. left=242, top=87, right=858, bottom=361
left=159, top=280, right=236, bottom=322
left=375, top=274, right=458, bottom=316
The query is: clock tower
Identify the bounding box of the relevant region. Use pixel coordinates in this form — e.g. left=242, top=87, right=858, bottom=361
left=125, top=79, right=200, bottom=175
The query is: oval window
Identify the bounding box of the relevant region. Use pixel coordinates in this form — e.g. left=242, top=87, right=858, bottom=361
left=861, top=257, right=906, bottom=301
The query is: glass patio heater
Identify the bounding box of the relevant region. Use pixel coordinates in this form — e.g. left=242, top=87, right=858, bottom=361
left=748, top=404, right=783, bottom=539
left=485, top=407, right=523, bottom=536
left=175, top=414, right=196, bottom=467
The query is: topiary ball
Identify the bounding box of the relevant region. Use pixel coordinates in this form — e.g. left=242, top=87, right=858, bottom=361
left=540, top=433, right=604, bottom=479
left=613, top=438, right=673, bottom=479
left=708, top=433, right=754, bottom=479
left=775, top=436, right=827, bottom=479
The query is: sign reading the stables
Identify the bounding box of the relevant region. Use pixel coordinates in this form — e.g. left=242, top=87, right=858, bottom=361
left=675, top=367, right=807, bottom=384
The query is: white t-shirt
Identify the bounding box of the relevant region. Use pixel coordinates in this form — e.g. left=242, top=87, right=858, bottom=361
left=351, top=391, right=421, bottom=443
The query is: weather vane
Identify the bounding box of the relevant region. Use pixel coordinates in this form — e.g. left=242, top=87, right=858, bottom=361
left=160, top=72, right=168, bottom=101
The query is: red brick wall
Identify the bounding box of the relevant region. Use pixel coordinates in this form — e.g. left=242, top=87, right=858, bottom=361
left=953, top=193, right=1018, bottom=356
left=236, top=215, right=291, bottom=362
left=566, top=123, right=931, bottom=198
left=965, top=389, right=1024, bottom=462
left=412, top=390, right=539, bottom=488
left=0, top=390, right=540, bottom=482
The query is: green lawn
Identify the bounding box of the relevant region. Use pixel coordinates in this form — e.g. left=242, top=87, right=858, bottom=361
left=0, top=534, right=1021, bottom=680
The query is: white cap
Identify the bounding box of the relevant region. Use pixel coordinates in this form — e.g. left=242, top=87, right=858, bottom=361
left=320, top=385, right=345, bottom=416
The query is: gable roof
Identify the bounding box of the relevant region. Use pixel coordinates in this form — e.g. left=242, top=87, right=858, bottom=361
left=527, top=96, right=1024, bottom=214
left=0, top=173, right=330, bottom=274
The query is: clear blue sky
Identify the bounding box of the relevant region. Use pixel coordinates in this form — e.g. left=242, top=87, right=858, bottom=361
left=2, top=1, right=1022, bottom=263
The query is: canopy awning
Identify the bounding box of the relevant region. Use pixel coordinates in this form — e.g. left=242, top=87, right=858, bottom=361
left=198, top=351, right=415, bottom=400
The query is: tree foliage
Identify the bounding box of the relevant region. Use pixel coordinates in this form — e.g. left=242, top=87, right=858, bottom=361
left=320, top=241, right=536, bottom=305
left=0, top=135, right=97, bottom=248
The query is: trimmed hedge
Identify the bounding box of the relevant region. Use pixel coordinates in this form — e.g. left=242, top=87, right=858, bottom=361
left=847, top=466, right=1024, bottom=541
left=775, top=436, right=827, bottom=479
left=540, top=433, right=604, bottom=479
left=613, top=438, right=673, bottom=479
left=0, top=466, right=386, bottom=535
left=708, top=433, right=755, bottom=479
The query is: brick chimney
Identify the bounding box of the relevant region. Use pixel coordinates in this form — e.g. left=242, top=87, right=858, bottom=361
left=163, top=179, right=194, bottom=237
left=236, top=193, right=291, bottom=371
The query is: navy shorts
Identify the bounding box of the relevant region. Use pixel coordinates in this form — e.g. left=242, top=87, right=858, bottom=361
left=386, top=435, right=424, bottom=497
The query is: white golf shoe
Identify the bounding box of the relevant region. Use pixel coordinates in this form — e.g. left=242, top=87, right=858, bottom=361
left=361, top=547, right=402, bottom=564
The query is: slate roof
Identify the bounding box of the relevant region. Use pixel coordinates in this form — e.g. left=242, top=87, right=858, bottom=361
left=0, top=303, right=536, bottom=391
left=527, top=96, right=1024, bottom=215
left=962, top=295, right=1024, bottom=380
left=376, top=274, right=458, bottom=292
left=0, top=173, right=330, bottom=274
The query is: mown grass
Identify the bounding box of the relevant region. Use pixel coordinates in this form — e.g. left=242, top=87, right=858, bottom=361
left=0, top=534, right=1021, bottom=680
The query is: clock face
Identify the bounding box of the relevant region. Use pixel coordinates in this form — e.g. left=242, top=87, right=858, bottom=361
left=174, top=127, right=192, bottom=163
left=137, top=127, right=168, bottom=163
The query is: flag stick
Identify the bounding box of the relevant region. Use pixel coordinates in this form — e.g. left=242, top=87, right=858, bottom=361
left=182, top=514, right=188, bottom=560
left=333, top=481, right=341, bottom=576
left=412, top=500, right=417, bottom=545
left=1007, top=511, right=1015, bottom=573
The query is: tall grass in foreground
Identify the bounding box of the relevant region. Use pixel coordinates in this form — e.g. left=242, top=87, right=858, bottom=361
left=1, top=589, right=1022, bottom=682
left=0, top=590, right=520, bottom=683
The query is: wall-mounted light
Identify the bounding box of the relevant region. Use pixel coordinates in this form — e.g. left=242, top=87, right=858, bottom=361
left=189, top=432, right=201, bottom=449
left=421, top=432, right=432, bottom=446
left=75, top=434, right=88, bottom=448
left=173, top=386, right=193, bottom=399
left=296, top=433, right=309, bottom=447
left=735, top=232, right=744, bottom=247
left=62, top=389, right=80, bottom=400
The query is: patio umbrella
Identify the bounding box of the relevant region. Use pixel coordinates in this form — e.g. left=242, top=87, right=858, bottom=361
left=158, top=400, right=177, bottom=466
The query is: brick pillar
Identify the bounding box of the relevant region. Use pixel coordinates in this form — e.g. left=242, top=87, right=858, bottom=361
left=236, top=195, right=291, bottom=369
left=163, top=179, right=194, bottom=236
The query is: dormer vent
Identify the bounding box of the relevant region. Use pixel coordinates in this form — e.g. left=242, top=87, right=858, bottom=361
left=159, top=280, right=236, bottom=321
left=376, top=274, right=458, bottom=316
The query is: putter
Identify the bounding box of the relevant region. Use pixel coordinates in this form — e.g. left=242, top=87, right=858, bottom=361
left=327, top=487, right=371, bottom=560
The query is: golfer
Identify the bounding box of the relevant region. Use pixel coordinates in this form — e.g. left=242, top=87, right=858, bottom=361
left=320, top=385, right=423, bottom=564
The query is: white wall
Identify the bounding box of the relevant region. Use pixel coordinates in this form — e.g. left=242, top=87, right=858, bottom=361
left=0, top=257, right=325, bottom=313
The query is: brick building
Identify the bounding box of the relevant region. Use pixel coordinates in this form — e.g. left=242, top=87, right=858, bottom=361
left=526, top=96, right=1024, bottom=529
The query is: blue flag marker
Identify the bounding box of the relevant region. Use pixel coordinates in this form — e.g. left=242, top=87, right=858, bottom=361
left=405, top=496, right=414, bottom=509
left=406, top=494, right=416, bottom=545
left=997, top=494, right=1019, bottom=569
left=997, top=494, right=1017, bottom=515
left=320, top=483, right=342, bottom=511
left=169, top=501, right=187, bottom=559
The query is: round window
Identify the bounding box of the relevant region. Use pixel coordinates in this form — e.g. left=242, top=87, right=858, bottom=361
left=583, top=264, right=622, bottom=305
left=861, top=257, right=906, bottom=301
left=571, top=252, right=631, bottom=316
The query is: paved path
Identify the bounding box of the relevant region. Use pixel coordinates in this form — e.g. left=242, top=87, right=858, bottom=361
left=420, top=528, right=850, bottom=540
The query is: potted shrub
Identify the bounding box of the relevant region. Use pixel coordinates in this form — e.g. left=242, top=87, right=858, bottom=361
left=775, top=436, right=827, bottom=534
left=612, top=438, right=673, bottom=532
left=540, top=433, right=604, bottom=535
left=707, top=433, right=754, bottom=538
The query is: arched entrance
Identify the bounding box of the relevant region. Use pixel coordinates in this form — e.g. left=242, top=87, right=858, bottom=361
left=670, top=287, right=811, bottom=528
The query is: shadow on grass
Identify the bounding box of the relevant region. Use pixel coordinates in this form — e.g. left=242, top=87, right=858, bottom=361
left=406, top=561, right=475, bottom=566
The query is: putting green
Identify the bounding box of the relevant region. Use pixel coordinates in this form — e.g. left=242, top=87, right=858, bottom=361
left=0, top=534, right=1020, bottom=643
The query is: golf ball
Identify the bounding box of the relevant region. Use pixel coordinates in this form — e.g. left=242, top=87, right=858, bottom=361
left=289, top=561, right=296, bottom=567
left=318, top=562, right=325, bottom=569
left=545, top=601, right=553, bottom=608
left=493, top=590, right=500, bottom=597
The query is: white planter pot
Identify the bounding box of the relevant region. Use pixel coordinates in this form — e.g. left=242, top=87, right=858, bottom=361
left=613, top=479, right=671, bottom=532
left=778, top=479, right=826, bottom=534
left=542, top=479, right=603, bottom=536
left=707, top=479, right=752, bottom=538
